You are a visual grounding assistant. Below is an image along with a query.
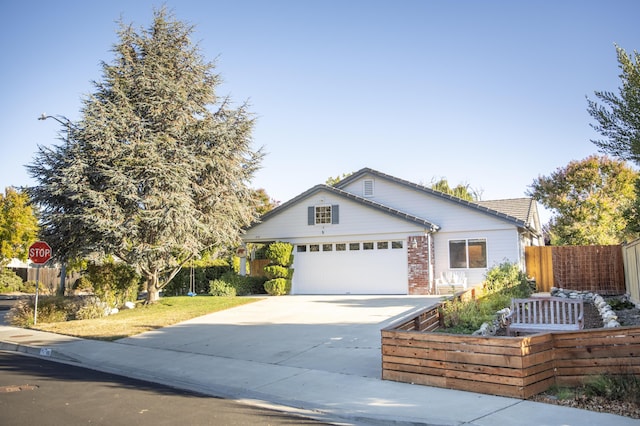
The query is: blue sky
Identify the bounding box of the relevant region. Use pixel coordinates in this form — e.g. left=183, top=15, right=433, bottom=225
left=1, top=1, right=638, bottom=224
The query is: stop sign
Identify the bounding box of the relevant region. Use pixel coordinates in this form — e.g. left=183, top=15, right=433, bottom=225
left=29, top=241, right=52, bottom=265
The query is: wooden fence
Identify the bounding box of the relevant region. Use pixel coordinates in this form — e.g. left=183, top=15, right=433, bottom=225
left=9, top=266, right=80, bottom=294
left=525, top=245, right=625, bottom=295
left=381, top=302, right=640, bottom=399
left=248, top=259, right=270, bottom=277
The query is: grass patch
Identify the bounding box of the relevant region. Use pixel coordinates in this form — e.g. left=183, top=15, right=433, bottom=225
left=32, top=296, right=261, bottom=341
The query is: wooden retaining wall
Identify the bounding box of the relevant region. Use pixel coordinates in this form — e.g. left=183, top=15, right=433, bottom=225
left=381, top=304, right=640, bottom=399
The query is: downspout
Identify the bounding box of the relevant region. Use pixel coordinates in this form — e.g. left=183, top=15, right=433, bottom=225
left=427, top=232, right=434, bottom=294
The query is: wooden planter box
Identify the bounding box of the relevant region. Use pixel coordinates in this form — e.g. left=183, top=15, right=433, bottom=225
left=381, top=303, right=640, bottom=399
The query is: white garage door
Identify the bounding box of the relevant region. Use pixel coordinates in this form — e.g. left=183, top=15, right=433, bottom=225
left=292, top=241, right=407, bottom=294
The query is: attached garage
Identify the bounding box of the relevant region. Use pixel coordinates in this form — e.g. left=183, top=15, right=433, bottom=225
left=292, top=240, right=408, bottom=294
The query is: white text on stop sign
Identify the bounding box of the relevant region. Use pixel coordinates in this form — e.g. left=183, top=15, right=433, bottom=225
left=30, top=247, right=51, bottom=258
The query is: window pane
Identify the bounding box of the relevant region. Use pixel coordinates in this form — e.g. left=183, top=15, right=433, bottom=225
left=336, top=243, right=346, bottom=251
left=310, top=244, right=320, bottom=252
left=363, top=242, right=374, bottom=250
left=377, top=241, right=388, bottom=249
left=391, top=241, right=403, bottom=249
left=297, top=245, right=307, bottom=253
left=349, top=243, right=360, bottom=250
left=468, top=239, right=487, bottom=268
left=315, top=206, right=331, bottom=224
left=449, top=240, right=467, bottom=268
left=322, top=243, right=333, bottom=252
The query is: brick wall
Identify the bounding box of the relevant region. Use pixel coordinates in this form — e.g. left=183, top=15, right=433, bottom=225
left=408, top=235, right=434, bottom=295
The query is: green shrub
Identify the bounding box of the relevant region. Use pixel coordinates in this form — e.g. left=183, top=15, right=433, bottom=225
left=0, top=268, right=23, bottom=293
left=209, top=279, right=237, bottom=297
left=440, top=298, right=495, bottom=333
left=19, top=281, right=37, bottom=294
left=584, top=373, right=640, bottom=404
left=265, top=242, right=293, bottom=267
left=72, top=296, right=110, bottom=320
left=484, top=261, right=530, bottom=296
left=263, top=265, right=289, bottom=279
left=85, top=262, right=141, bottom=308
left=264, top=278, right=290, bottom=296
left=212, top=271, right=267, bottom=296
left=7, top=296, right=68, bottom=327
left=72, top=276, right=93, bottom=292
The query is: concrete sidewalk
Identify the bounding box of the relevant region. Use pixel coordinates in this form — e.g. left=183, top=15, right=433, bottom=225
left=0, top=295, right=636, bottom=425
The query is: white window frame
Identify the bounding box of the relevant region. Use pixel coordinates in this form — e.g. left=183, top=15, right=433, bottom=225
left=315, top=205, right=332, bottom=224
left=448, top=238, right=487, bottom=269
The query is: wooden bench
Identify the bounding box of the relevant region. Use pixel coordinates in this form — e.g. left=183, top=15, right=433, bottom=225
left=506, top=297, right=584, bottom=336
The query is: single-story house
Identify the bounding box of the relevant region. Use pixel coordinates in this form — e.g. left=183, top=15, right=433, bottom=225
left=242, top=168, right=543, bottom=295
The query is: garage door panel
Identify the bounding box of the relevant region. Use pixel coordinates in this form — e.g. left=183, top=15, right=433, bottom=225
left=292, top=244, right=407, bottom=294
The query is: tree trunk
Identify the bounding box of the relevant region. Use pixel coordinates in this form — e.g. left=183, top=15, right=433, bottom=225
left=145, top=272, right=161, bottom=303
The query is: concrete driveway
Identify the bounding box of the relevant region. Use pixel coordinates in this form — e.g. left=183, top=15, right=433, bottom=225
left=118, top=295, right=441, bottom=378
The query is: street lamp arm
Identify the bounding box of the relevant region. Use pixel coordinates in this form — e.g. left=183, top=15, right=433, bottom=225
left=38, top=113, right=72, bottom=127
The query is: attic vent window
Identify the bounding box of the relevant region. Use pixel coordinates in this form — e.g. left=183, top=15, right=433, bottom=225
left=363, top=179, right=374, bottom=197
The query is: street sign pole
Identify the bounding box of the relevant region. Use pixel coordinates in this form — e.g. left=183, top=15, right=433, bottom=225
left=34, top=266, right=40, bottom=325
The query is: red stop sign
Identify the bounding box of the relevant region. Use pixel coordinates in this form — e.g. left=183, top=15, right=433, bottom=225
left=29, top=241, right=52, bottom=265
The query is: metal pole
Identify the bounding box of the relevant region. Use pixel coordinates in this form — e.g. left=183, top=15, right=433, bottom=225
left=34, top=266, right=40, bottom=325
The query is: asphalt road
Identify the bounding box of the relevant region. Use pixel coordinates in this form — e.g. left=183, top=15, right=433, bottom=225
left=0, top=296, right=17, bottom=326
left=0, top=351, right=331, bottom=426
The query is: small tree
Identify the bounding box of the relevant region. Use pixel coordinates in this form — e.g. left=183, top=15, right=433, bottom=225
left=527, top=155, right=638, bottom=245
left=0, top=187, right=39, bottom=266
left=428, top=178, right=482, bottom=201
left=263, top=242, right=293, bottom=295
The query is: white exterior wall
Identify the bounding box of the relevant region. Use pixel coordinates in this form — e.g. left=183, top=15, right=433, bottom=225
left=243, top=188, right=427, bottom=243
left=432, top=228, right=521, bottom=286
left=342, top=174, right=525, bottom=286
left=341, top=174, right=511, bottom=232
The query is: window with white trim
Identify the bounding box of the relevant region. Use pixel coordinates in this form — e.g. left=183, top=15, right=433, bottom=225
left=449, top=238, right=487, bottom=269
left=308, top=205, right=339, bottom=225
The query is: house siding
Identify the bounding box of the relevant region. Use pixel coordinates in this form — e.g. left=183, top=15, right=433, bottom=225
left=244, top=188, right=427, bottom=242
left=432, top=229, right=521, bottom=285
left=341, top=175, right=517, bottom=232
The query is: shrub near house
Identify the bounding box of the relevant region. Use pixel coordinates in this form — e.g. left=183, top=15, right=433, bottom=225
left=263, top=242, right=294, bottom=295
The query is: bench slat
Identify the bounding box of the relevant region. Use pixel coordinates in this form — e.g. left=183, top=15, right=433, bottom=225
left=506, top=297, right=584, bottom=336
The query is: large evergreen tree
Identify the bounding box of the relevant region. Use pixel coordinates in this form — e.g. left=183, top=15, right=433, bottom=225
left=588, top=45, right=640, bottom=163
left=527, top=155, right=638, bottom=245
left=27, top=9, right=263, bottom=302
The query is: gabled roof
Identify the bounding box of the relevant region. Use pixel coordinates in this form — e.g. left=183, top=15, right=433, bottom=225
left=253, top=184, right=440, bottom=232
left=336, top=168, right=540, bottom=235
left=476, top=198, right=538, bottom=226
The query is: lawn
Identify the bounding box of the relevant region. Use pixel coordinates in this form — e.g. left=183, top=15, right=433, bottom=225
left=33, top=296, right=262, bottom=341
